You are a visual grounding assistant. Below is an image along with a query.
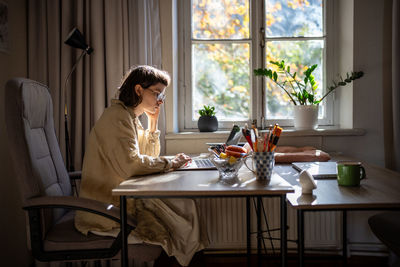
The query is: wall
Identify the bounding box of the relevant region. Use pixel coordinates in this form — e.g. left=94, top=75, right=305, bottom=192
left=0, top=0, right=32, bottom=266
left=325, top=0, right=386, bottom=167
left=338, top=0, right=388, bottom=252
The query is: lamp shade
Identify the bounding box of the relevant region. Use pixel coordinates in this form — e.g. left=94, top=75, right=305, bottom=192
left=64, top=27, right=93, bottom=54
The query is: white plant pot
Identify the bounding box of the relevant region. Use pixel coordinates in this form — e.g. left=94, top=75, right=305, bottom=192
left=293, top=105, right=319, bottom=130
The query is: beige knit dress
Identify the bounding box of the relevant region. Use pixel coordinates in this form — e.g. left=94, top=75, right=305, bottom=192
left=75, top=100, right=208, bottom=266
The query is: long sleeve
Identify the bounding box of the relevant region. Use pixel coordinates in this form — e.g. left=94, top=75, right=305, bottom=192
left=91, top=103, right=171, bottom=179
left=76, top=100, right=172, bottom=233
left=137, top=123, right=161, bottom=158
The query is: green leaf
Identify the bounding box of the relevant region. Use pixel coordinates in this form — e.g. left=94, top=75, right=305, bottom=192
left=308, top=94, right=314, bottom=104
left=312, top=83, right=318, bottom=91
left=270, top=61, right=279, bottom=67
left=273, top=71, right=278, bottom=81
left=310, top=64, right=318, bottom=72
left=198, top=105, right=216, bottom=116
left=267, top=69, right=272, bottom=78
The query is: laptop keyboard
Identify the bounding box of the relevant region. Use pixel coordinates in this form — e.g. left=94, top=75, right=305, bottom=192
left=194, top=159, right=214, bottom=168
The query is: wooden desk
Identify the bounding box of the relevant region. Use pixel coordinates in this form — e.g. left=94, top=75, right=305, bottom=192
left=113, top=167, right=294, bottom=267
left=286, top=161, right=400, bottom=267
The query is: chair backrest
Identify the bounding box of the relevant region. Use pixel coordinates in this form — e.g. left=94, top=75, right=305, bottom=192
left=5, top=78, right=72, bottom=222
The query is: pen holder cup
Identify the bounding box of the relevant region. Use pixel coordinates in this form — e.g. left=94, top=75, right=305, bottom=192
left=244, top=152, right=275, bottom=185
left=211, top=156, right=245, bottom=183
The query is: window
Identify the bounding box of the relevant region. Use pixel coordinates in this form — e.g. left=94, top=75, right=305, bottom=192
left=179, top=0, right=333, bottom=130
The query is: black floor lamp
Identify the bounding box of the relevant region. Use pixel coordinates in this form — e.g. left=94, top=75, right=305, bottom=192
left=64, top=27, right=93, bottom=172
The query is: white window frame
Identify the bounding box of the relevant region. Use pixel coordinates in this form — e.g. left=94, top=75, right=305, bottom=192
left=178, top=0, right=334, bottom=131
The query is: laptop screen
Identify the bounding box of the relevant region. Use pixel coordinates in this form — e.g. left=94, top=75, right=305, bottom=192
left=206, top=124, right=243, bottom=147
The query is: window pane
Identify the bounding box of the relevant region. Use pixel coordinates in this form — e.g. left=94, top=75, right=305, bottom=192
left=266, top=0, right=323, bottom=37
left=192, top=0, right=250, bottom=40
left=266, top=40, right=323, bottom=119
left=192, top=43, right=250, bottom=121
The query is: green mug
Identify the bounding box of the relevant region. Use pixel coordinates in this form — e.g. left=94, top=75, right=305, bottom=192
left=337, top=161, right=366, bottom=186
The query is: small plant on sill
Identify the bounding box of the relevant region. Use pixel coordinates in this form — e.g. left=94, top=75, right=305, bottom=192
left=198, top=105, right=218, bottom=132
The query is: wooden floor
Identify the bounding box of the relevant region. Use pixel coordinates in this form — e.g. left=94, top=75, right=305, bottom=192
left=154, top=252, right=389, bottom=267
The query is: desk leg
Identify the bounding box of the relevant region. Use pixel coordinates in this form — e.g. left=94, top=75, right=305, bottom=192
left=246, top=197, right=251, bottom=267
left=257, top=196, right=262, bottom=267
left=281, top=196, right=287, bottom=267
left=342, top=210, right=347, bottom=266
left=297, top=210, right=304, bottom=267
left=120, top=196, right=128, bottom=267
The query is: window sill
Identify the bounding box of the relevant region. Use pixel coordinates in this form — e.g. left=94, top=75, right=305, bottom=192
left=165, top=127, right=366, bottom=140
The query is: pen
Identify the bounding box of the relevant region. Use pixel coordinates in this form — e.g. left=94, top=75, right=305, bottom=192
left=265, top=125, right=273, bottom=152
left=209, top=148, right=219, bottom=157
left=250, top=128, right=257, bottom=152
left=263, top=132, right=268, bottom=152
left=267, top=124, right=276, bottom=152
left=270, top=126, right=282, bottom=152
left=242, top=128, right=253, bottom=150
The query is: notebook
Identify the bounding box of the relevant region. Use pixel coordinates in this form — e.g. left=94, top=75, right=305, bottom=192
left=292, top=161, right=337, bottom=179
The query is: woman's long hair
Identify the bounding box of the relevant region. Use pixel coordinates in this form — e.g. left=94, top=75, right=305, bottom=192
left=118, top=65, right=170, bottom=107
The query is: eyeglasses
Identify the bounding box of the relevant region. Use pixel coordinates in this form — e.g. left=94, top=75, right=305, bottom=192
left=147, top=88, right=166, bottom=102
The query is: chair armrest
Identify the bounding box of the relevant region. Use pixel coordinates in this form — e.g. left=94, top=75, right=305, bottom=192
left=23, top=196, right=137, bottom=228
left=68, top=171, right=82, bottom=180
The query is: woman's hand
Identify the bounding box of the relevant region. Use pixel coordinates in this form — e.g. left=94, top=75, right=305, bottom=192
left=171, top=153, right=192, bottom=169
left=145, top=106, right=161, bottom=133
left=145, top=105, right=161, bottom=121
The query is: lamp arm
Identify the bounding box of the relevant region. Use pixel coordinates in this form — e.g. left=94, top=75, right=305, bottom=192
left=63, top=50, right=87, bottom=116
left=63, top=49, right=87, bottom=172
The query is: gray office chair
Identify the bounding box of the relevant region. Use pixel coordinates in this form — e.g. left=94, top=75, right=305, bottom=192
left=368, top=212, right=400, bottom=264
left=5, top=78, right=162, bottom=264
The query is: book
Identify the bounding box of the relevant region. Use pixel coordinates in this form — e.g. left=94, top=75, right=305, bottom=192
left=291, top=161, right=337, bottom=179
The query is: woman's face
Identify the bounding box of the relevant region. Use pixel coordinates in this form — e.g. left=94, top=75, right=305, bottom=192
left=136, top=82, right=166, bottom=115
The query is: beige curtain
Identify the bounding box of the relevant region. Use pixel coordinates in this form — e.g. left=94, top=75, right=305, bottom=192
left=27, top=0, right=164, bottom=171
left=127, top=0, right=165, bottom=155
left=383, top=0, right=400, bottom=171
left=392, top=0, right=400, bottom=171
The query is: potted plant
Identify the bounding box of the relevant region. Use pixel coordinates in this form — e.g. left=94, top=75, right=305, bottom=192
left=198, top=105, right=218, bottom=132
left=254, top=60, right=364, bottom=130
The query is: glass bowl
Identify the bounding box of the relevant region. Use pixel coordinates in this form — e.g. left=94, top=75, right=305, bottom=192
left=211, top=156, right=245, bottom=183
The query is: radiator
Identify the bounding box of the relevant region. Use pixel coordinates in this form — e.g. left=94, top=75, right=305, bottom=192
left=198, top=198, right=341, bottom=251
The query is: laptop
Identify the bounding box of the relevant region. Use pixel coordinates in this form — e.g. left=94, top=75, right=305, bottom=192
left=176, top=157, right=217, bottom=171
left=178, top=125, right=243, bottom=171
left=292, top=161, right=337, bottom=179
